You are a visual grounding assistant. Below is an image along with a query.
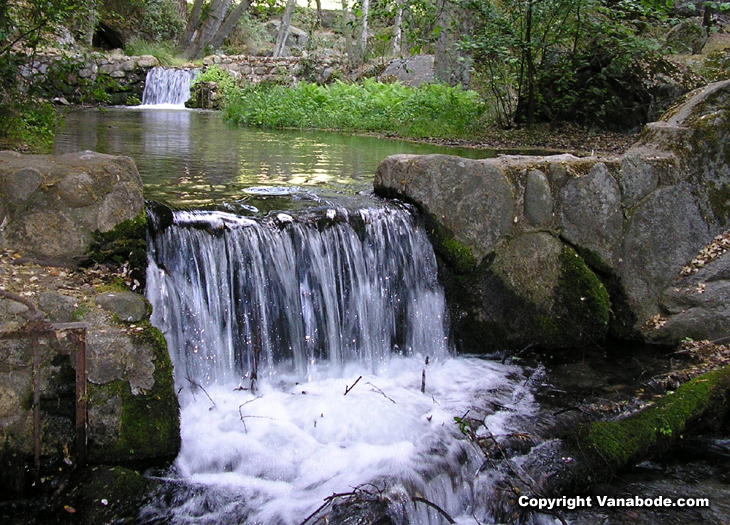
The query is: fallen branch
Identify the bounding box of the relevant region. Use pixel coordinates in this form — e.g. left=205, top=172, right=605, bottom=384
left=344, top=375, right=362, bottom=395
left=185, top=375, right=216, bottom=408
left=0, top=289, right=44, bottom=321
left=412, top=496, right=456, bottom=524
left=366, top=382, right=396, bottom=403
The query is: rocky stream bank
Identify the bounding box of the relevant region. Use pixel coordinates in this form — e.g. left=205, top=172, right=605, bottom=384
left=1, top=80, right=730, bottom=523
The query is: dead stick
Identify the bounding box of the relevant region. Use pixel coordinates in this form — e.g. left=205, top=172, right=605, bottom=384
left=0, top=289, right=44, bottom=321
left=412, top=496, right=456, bottom=524
left=344, top=375, right=362, bottom=395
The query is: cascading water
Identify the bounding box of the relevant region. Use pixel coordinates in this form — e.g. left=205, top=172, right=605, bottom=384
left=144, top=204, right=541, bottom=525
left=142, top=66, right=198, bottom=107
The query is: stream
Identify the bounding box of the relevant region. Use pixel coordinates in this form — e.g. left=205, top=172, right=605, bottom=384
left=53, top=104, right=730, bottom=525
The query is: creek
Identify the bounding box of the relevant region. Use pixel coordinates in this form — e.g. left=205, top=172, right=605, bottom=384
left=52, top=95, right=729, bottom=523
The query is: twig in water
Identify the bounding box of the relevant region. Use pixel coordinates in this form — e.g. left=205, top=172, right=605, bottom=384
left=186, top=375, right=216, bottom=408
left=344, top=375, right=362, bottom=395
left=412, top=496, right=456, bottom=524
left=421, top=355, right=430, bottom=393
left=365, top=382, right=396, bottom=403
left=238, top=397, right=274, bottom=433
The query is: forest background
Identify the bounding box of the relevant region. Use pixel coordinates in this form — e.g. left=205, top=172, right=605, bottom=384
left=0, top=0, right=729, bottom=152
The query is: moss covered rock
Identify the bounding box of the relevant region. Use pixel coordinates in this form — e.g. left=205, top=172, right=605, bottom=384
left=0, top=151, right=143, bottom=265
left=442, top=232, right=609, bottom=352
left=86, top=316, right=180, bottom=464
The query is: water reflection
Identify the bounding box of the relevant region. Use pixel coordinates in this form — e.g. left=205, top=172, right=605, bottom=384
left=55, top=108, right=495, bottom=213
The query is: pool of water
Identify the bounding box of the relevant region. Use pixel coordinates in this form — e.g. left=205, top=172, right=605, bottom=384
left=54, top=107, right=496, bottom=214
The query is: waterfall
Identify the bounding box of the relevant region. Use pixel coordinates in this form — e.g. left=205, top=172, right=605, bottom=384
left=142, top=66, right=198, bottom=107
left=147, top=204, right=450, bottom=387
left=144, top=203, right=540, bottom=525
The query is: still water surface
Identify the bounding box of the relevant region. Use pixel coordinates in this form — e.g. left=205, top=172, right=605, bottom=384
left=54, top=107, right=494, bottom=213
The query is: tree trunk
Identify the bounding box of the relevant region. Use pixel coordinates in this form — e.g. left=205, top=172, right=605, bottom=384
left=182, top=0, right=234, bottom=60
left=177, top=0, right=188, bottom=22
left=392, top=1, right=403, bottom=56
left=85, top=1, right=96, bottom=47
left=179, top=0, right=205, bottom=52
left=315, top=0, right=322, bottom=26
left=359, top=0, right=370, bottom=60
left=273, top=0, right=297, bottom=58
left=208, top=0, right=251, bottom=50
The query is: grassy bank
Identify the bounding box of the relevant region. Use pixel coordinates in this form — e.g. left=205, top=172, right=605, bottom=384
left=222, top=78, right=487, bottom=139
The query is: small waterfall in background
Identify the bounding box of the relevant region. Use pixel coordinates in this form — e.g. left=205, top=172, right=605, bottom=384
left=141, top=66, right=198, bottom=107
left=144, top=204, right=540, bottom=525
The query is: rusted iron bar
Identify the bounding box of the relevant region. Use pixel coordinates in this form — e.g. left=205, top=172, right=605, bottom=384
left=32, top=333, right=41, bottom=486
left=1, top=321, right=88, bottom=473
left=69, top=328, right=87, bottom=466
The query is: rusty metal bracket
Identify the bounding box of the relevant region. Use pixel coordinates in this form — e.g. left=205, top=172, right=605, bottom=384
left=1, top=313, right=88, bottom=481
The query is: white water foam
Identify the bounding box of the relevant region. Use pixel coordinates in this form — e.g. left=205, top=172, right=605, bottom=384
left=144, top=205, right=543, bottom=524
left=144, top=356, right=537, bottom=525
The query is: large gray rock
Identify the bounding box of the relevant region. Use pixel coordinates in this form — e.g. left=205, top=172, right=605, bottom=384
left=379, top=55, right=435, bottom=87
left=376, top=154, right=515, bottom=262
left=650, top=251, right=730, bottom=343
left=524, top=169, right=554, bottom=227
left=375, top=80, right=730, bottom=349
left=95, top=291, right=148, bottom=323
left=0, top=151, right=143, bottom=263
left=450, top=232, right=609, bottom=350
left=559, top=162, right=623, bottom=267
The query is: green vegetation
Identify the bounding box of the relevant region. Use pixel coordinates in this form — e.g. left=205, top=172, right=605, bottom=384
left=462, top=0, right=681, bottom=129
left=223, top=78, right=486, bottom=138
left=85, top=213, right=148, bottom=289
left=0, top=100, right=60, bottom=152
left=192, top=64, right=238, bottom=95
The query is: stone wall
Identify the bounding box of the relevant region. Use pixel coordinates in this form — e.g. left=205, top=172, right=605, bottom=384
left=375, top=80, right=730, bottom=350
left=201, top=54, right=340, bottom=85
left=19, top=51, right=160, bottom=105
left=21, top=51, right=341, bottom=107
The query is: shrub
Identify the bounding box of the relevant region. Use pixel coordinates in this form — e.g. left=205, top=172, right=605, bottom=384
left=223, top=78, right=486, bottom=138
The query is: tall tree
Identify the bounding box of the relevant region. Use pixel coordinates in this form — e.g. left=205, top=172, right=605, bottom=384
left=178, top=0, right=189, bottom=22
left=273, top=0, right=297, bottom=57
left=178, top=0, right=252, bottom=59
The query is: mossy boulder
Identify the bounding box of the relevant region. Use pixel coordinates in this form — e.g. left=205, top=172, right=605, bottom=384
left=442, top=232, right=609, bottom=352
left=0, top=151, right=144, bottom=265
left=86, top=315, right=180, bottom=464
left=376, top=80, right=730, bottom=349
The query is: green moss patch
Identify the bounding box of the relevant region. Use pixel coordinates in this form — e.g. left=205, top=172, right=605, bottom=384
left=85, top=212, right=148, bottom=289
left=88, top=321, right=179, bottom=463
left=568, top=365, right=730, bottom=472
left=536, top=247, right=610, bottom=347
left=709, top=183, right=730, bottom=227
left=424, top=214, right=477, bottom=274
